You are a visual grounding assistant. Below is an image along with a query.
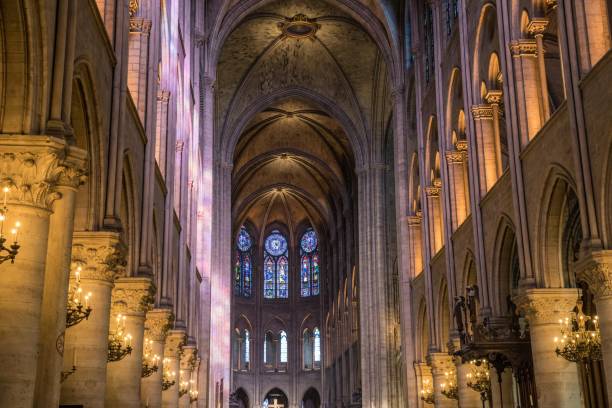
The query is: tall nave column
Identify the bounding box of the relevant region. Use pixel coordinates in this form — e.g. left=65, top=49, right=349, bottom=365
left=515, top=289, right=582, bottom=407
left=163, top=329, right=186, bottom=408
left=105, top=277, right=155, bottom=407
left=60, top=231, right=126, bottom=408
left=455, top=361, right=481, bottom=407
left=471, top=104, right=499, bottom=194
left=179, top=345, right=197, bottom=408
left=445, top=143, right=469, bottom=230
left=576, top=251, right=612, bottom=400
left=0, top=136, right=85, bottom=408
left=428, top=353, right=457, bottom=408
left=142, top=308, right=174, bottom=408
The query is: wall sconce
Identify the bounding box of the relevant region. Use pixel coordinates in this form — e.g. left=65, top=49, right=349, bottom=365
left=161, top=358, right=176, bottom=391
left=107, top=314, right=132, bottom=362
left=441, top=370, right=459, bottom=400
left=66, top=266, right=92, bottom=327
left=466, top=359, right=491, bottom=405
left=554, top=299, right=602, bottom=365
left=141, top=337, right=160, bottom=377
left=420, top=378, right=434, bottom=405
left=0, top=187, right=21, bottom=264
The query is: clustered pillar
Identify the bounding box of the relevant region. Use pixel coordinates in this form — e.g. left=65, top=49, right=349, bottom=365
left=142, top=308, right=174, bottom=408
left=162, top=330, right=186, bottom=408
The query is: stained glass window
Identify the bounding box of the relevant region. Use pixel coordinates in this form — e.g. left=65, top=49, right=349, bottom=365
left=280, top=331, right=288, bottom=363
left=300, top=228, right=320, bottom=297
left=313, top=327, right=321, bottom=363
left=234, top=227, right=253, bottom=297
left=263, top=230, right=289, bottom=299
left=244, top=329, right=250, bottom=364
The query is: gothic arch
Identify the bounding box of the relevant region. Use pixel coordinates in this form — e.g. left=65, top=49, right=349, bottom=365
left=121, top=152, right=139, bottom=276
left=472, top=3, right=502, bottom=98
left=416, top=298, right=429, bottom=361
left=602, top=126, right=612, bottom=247
left=461, top=250, right=478, bottom=296
left=492, top=215, right=519, bottom=316
left=435, top=279, right=451, bottom=350
left=537, top=165, right=581, bottom=288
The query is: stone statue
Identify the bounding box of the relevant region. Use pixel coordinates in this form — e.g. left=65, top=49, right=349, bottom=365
left=453, top=296, right=467, bottom=335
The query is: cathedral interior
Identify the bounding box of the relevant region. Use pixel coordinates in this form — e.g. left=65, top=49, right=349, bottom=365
left=0, top=0, right=611, bottom=408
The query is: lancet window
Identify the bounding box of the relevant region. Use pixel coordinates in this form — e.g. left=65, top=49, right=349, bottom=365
left=264, top=230, right=289, bottom=299
left=300, top=229, right=320, bottom=297
left=234, top=227, right=253, bottom=297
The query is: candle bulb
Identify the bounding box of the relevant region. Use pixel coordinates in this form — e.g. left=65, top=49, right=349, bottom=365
left=10, top=228, right=17, bottom=243
left=3, top=186, right=8, bottom=207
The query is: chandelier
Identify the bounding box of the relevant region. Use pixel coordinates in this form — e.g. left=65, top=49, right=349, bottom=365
left=107, top=314, right=133, bottom=362
left=441, top=370, right=459, bottom=400
left=554, top=300, right=602, bottom=364
left=66, top=266, right=92, bottom=327
left=466, top=359, right=491, bottom=402
left=420, top=378, right=435, bottom=405
left=141, top=337, right=160, bottom=377
left=161, top=358, right=176, bottom=391
left=0, top=187, right=21, bottom=264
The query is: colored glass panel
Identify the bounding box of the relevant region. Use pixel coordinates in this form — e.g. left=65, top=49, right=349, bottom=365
left=301, top=255, right=310, bottom=297
left=313, top=327, right=321, bottom=362
left=264, top=256, right=275, bottom=299
left=312, top=254, right=320, bottom=295
left=300, top=229, right=318, bottom=253
left=243, top=254, right=252, bottom=296
left=280, top=331, right=288, bottom=363
left=265, top=232, right=287, bottom=256
left=277, top=256, right=288, bottom=298
left=236, top=227, right=252, bottom=251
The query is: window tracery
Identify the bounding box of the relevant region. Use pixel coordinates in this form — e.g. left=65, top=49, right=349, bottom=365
left=234, top=227, right=253, bottom=297
left=300, top=229, right=320, bottom=297
left=263, top=230, right=289, bottom=299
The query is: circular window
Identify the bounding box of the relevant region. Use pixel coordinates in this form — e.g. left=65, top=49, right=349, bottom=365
left=236, top=228, right=252, bottom=251
left=300, top=230, right=318, bottom=253
left=265, top=232, right=288, bottom=256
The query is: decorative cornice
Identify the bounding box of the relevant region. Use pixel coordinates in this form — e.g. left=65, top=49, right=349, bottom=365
left=180, top=346, right=198, bottom=371
left=0, top=136, right=87, bottom=210
left=509, top=39, right=538, bottom=57
left=455, top=139, right=468, bottom=152
left=145, top=308, right=175, bottom=341
left=71, top=232, right=127, bottom=282
left=527, top=18, right=549, bottom=36
left=128, top=0, right=139, bottom=17
left=575, top=250, right=612, bottom=300
left=513, top=288, right=580, bottom=325
left=484, top=90, right=503, bottom=105
left=471, top=104, right=494, bottom=120
left=406, top=215, right=422, bottom=226
left=129, top=18, right=152, bottom=34
left=446, top=150, right=465, bottom=164
left=157, top=90, right=170, bottom=102
left=164, top=330, right=186, bottom=358
left=111, top=277, right=156, bottom=315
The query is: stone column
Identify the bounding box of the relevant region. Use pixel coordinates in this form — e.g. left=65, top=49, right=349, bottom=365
left=527, top=18, right=552, bottom=121
left=105, top=277, right=155, bottom=407
left=0, top=136, right=84, bottom=408
left=509, top=39, right=543, bottom=142
left=576, top=250, right=612, bottom=400
left=163, top=329, right=186, bottom=408
left=35, top=160, right=86, bottom=407
left=142, top=308, right=174, bottom=408
left=445, top=148, right=468, bottom=230
left=414, top=362, right=432, bottom=408
left=179, top=345, right=197, bottom=408
left=455, top=361, right=481, bottom=407
left=428, top=353, right=458, bottom=408
left=489, top=366, right=514, bottom=408
left=60, top=231, right=126, bottom=408
left=425, top=183, right=443, bottom=255
left=471, top=104, right=498, bottom=193
left=127, top=18, right=152, bottom=121
left=514, top=288, right=582, bottom=408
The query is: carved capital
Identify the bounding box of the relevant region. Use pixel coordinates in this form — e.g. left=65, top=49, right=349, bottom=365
left=575, top=250, right=612, bottom=300
left=527, top=18, right=549, bottom=36
left=157, top=90, right=170, bottom=102
left=406, top=215, right=422, bottom=226
left=145, top=308, right=175, bottom=341
left=509, top=39, right=538, bottom=57
left=71, top=232, right=127, bottom=282
left=546, top=0, right=558, bottom=9
left=111, top=277, right=156, bottom=315
left=471, top=104, right=494, bottom=120
left=129, top=18, right=152, bottom=33
left=514, top=288, right=580, bottom=325
left=455, top=139, right=468, bottom=152
left=164, top=330, right=186, bottom=358
left=0, top=136, right=87, bottom=210
left=180, top=345, right=198, bottom=370
left=175, top=141, right=185, bottom=152
left=484, top=89, right=503, bottom=105
left=427, top=352, right=454, bottom=375
left=128, top=0, right=139, bottom=17
left=446, top=150, right=466, bottom=164
left=425, top=185, right=441, bottom=197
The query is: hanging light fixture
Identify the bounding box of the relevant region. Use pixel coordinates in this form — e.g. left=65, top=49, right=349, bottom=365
left=107, top=314, right=133, bottom=362
left=441, top=369, right=459, bottom=400
left=141, top=338, right=160, bottom=377
left=466, top=359, right=491, bottom=405
left=0, top=187, right=21, bottom=264
left=420, top=378, right=435, bottom=405
left=66, top=266, right=92, bottom=327
left=161, top=358, right=176, bottom=391
left=554, top=299, right=602, bottom=364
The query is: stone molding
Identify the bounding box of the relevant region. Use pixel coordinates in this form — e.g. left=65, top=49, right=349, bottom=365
left=575, top=250, right=612, bottom=301
left=427, top=352, right=454, bottom=375
left=71, top=231, right=127, bottom=282
left=425, top=185, right=441, bottom=197
left=110, top=277, right=156, bottom=315
left=129, top=18, right=152, bottom=34
left=484, top=89, right=503, bottom=105
left=455, top=139, right=468, bottom=152
left=445, top=150, right=466, bottom=164
left=145, top=308, right=175, bottom=341
left=128, top=0, right=138, bottom=17
left=0, top=135, right=87, bottom=210
left=157, top=90, right=170, bottom=102
left=471, top=104, right=494, bottom=120
left=509, top=39, right=538, bottom=57
left=406, top=215, right=422, bottom=226
left=513, top=288, right=581, bottom=325
left=164, top=329, right=187, bottom=358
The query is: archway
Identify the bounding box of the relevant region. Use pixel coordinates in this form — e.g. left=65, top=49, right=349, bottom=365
left=301, top=387, right=321, bottom=408
left=263, top=388, right=288, bottom=408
